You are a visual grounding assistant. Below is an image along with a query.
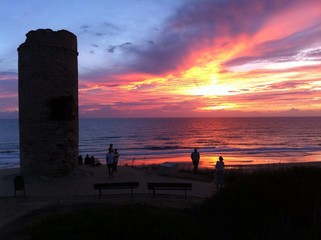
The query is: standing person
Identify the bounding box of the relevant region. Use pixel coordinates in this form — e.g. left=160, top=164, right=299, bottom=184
left=191, top=148, right=200, bottom=175
left=84, top=154, right=91, bottom=165
left=215, top=156, right=225, bottom=189
left=106, top=148, right=115, bottom=178
left=108, top=143, right=114, bottom=153
left=113, top=148, right=120, bottom=173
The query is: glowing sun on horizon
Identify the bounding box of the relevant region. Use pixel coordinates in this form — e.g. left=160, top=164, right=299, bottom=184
left=189, top=75, right=232, bottom=96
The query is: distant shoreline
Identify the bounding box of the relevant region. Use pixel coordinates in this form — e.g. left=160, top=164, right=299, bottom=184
left=1, top=150, right=321, bottom=171
left=117, top=150, right=321, bottom=170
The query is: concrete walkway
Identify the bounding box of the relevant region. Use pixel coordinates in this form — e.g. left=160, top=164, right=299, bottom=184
left=0, top=166, right=214, bottom=229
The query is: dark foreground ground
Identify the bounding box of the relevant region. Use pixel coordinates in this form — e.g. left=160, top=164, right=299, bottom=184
left=1, top=166, right=321, bottom=240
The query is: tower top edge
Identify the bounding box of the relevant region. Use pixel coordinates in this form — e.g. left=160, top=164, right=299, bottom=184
left=17, top=29, right=77, bottom=51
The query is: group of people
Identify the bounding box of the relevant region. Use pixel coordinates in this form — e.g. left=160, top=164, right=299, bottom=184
left=78, top=154, right=101, bottom=166
left=106, top=143, right=120, bottom=178
left=191, top=148, right=225, bottom=189
left=78, top=144, right=120, bottom=179
left=82, top=145, right=224, bottom=188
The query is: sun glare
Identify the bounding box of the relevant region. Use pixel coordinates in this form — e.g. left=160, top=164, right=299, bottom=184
left=189, top=75, right=235, bottom=96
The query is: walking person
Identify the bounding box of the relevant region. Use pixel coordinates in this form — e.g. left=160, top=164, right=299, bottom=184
left=106, top=148, right=115, bottom=179
left=113, top=148, right=120, bottom=173
left=191, top=148, right=200, bottom=175
left=215, top=156, right=225, bottom=189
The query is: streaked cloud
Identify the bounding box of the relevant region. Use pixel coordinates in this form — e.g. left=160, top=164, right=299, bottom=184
left=0, top=0, right=320, bottom=117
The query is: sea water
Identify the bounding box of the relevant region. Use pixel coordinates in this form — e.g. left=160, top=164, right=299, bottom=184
left=1, top=117, right=321, bottom=169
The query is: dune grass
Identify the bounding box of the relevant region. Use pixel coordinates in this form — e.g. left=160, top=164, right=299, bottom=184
left=22, top=166, right=321, bottom=240
left=198, top=166, right=321, bottom=239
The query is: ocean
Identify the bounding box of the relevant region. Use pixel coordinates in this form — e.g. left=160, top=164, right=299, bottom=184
left=1, top=117, right=321, bottom=169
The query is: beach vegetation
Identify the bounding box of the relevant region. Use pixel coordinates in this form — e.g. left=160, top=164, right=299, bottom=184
left=19, top=167, right=321, bottom=240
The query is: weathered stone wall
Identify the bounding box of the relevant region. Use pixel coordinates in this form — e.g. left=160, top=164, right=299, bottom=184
left=18, top=29, right=78, bottom=177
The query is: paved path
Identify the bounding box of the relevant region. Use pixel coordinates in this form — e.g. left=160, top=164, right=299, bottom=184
left=0, top=166, right=214, bottom=229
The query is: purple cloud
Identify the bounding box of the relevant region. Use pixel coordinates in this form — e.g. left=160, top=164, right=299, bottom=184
left=116, top=0, right=320, bottom=75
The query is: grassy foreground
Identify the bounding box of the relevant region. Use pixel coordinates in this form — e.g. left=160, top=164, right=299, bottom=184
left=6, top=166, right=321, bottom=240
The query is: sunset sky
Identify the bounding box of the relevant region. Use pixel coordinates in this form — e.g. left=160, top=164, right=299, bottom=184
left=1, top=0, right=321, bottom=118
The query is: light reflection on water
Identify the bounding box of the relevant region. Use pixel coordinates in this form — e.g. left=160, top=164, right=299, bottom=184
left=1, top=117, right=321, bottom=169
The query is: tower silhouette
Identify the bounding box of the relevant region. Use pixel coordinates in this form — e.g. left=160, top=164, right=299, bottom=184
left=18, top=29, right=79, bottom=177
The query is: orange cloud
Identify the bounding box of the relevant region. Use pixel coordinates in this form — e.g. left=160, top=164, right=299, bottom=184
left=76, top=0, right=321, bottom=117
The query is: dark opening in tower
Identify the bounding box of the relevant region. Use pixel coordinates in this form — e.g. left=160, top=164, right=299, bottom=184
left=49, top=96, right=74, bottom=121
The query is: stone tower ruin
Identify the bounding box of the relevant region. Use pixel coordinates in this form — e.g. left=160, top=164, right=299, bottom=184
left=18, top=29, right=78, bottom=177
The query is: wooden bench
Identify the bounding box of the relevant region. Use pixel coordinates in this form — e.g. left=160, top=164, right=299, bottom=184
left=94, top=182, right=139, bottom=198
left=147, top=182, right=192, bottom=198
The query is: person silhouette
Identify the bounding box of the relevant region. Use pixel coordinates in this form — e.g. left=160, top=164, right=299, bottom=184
left=108, top=143, right=114, bottom=153
left=191, top=148, right=200, bottom=174
left=106, top=148, right=115, bottom=178
left=113, top=148, right=120, bottom=173
left=84, top=154, right=91, bottom=165
left=215, top=156, right=225, bottom=189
